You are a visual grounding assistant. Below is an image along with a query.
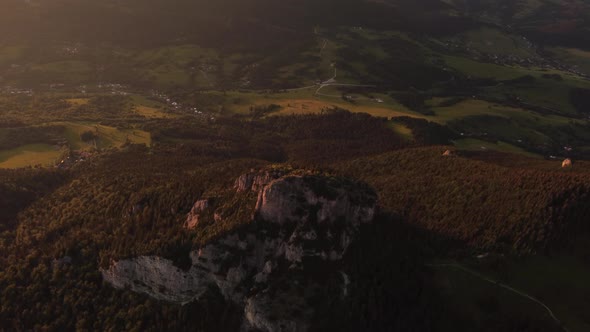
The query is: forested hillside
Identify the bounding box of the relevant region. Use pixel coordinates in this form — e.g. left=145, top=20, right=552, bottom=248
left=1, top=111, right=589, bottom=331
left=336, top=147, right=590, bottom=255
left=2, top=0, right=590, bottom=330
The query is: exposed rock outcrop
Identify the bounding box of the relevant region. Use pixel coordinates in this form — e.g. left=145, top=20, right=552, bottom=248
left=185, top=198, right=211, bottom=229
left=234, top=169, right=286, bottom=193
left=244, top=286, right=311, bottom=332
left=102, top=256, right=208, bottom=304
left=102, top=169, right=378, bottom=332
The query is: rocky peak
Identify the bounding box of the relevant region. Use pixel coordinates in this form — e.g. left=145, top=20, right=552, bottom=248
left=256, top=175, right=376, bottom=227
left=442, top=149, right=455, bottom=157
left=102, top=168, right=378, bottom=332
left=234, top=169, right=287, bottom=193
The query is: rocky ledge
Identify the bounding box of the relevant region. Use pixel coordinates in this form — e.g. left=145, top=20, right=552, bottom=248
left=102, top=168, right=378, bottom=331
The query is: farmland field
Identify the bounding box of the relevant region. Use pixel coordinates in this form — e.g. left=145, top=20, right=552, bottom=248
left=0, top=144, right=63, bottom=169
left=58, top=122, right=151, bottom=150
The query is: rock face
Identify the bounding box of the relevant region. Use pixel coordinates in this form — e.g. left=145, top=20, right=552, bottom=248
left=102, top=256, right=208, bottom=304
left=235, top=169, right=286, bottom=193
left=244, top=288, right=311, bottom=332
left=102, top=169, right=378, bottom=331
left=185, top=199, right=211, bottom=229
left=442, top=149, right=454, bottom=157
left=257, top=175, right=375, bottom=224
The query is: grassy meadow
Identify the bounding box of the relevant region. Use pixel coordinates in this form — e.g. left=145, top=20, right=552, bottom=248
left=0, top=144, right=64, bottom=169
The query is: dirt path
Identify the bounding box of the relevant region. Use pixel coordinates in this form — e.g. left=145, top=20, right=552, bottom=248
left=428, top=263, right=570, bottom=332
left=315, top=83, right=377, bottom=98
left=319, top=39, right=328, bottom=56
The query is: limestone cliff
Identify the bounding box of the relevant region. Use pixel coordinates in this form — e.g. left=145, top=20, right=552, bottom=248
left=102, top=168, right=378, bottom=331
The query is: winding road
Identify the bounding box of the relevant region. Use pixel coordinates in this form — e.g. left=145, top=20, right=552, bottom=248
left=286, top=31, right=379, bottom=100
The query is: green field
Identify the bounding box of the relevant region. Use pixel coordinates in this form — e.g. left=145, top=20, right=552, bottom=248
left=549, top=47, right=590, bottom=75
left=29, top=60, right=95, bottom=84
left=217, top=89, right=420, bottom=119
left=433, top=264, right=564, bottom=331
left=465, top=255, right=590, bottom=332
left=443, top=56, right=528, bottom=80
left=64, top=98, right=90, bottom=106
left=133, top=105, right=177, bottom=119
left=132, top=44, right=278, bottom=88
left=426, top=99, right=585, bottom=152
left=0, top=122, right=151, bottom=169
left=0, top=144, right=63, bottom=169
left=458, top=28, right=536, bottom=57
left=388, top=122, right=414, bottom=140
left=428, top=99, right=580, bottom=126
left=453, top=138, right=541, bottom=158
left=0, top=45, right=26, bottom=65
left=59, top=122, right=151, bottom=150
